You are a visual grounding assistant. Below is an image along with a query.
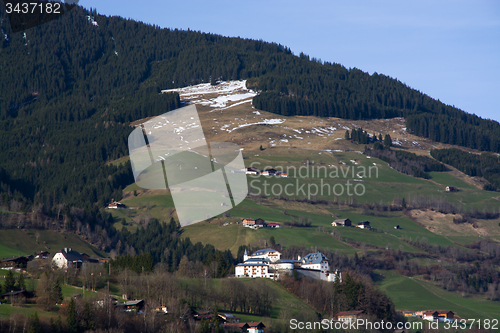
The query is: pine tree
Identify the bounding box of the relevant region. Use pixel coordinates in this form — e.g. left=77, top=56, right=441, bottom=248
left=67, top=298, right=78, bottom=333
left=4, top=270, right=16, bottom=292
left=344, top=130, right=350, bottom=140
left=16, top=273, right=26, bottom=291
left=27, top=312, right=41, bottom=333
left=51, top=278, right=63, bottom=305
left=384, top=134, right=392, bottom=148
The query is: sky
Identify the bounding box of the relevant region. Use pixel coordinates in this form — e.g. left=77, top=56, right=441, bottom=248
left=79, top=0, right=500, bottom=122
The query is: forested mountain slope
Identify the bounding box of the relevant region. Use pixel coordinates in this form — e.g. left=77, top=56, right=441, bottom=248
left=1, top=4, right=499, bottom=215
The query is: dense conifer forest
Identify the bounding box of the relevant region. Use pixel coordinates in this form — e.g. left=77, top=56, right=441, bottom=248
left=2, top=4, right=500, bottom=212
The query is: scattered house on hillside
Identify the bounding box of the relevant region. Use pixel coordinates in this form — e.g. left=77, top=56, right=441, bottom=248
left=336, top=310, right=365, bottom=322
left=275, top=171, right=288, bottom=177
left=194, top=311, right=215, bottom=321
left=52, top=249, right=107, bottom=269
left=98, top=258, right=110, bottom=264
left=95, top=296, right=118, bottom=308
left=155, top=306, right=168, bottom=314
left=255, top=218, right=266, bottom=228
left=242, top=218, right=266, bottom=229
left=267, top=223, right=280, bottom=228
left=445, top=186, right=458, bottom=192
left=261, top=168, right=277, bottom=176
left=116, top=300, right=145, bottom=313
left=422, top=311, right=438, bottom=321
left=402, top=311, right=415, bottom=317
left=242, top=218, right=255, bottom=227
left=436, top=311, right=455, bottom=322
left=1, top=290, right=31, bottom=301
left=0, top=256, right=30, bottom=270
left=108, top=201, right=127, bottom=209
left=225, top=322, right=265, bottom=333
left=245, top=167, right=260, bottom=175
left=52, top=248, right=85, bottom=269
left=356, top=221, right=371, bottom=229
left=35, top=251, right=50, bottom=259
left=219, top=313, right=240, bottom=323
left=332, top=218, right=352, bottom=227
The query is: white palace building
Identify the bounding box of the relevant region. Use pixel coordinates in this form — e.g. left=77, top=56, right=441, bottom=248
left=235, top=248, right=341, bottom=282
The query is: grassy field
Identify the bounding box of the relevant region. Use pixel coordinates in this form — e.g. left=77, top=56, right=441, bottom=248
left=0, top=304, right=60, bottom=319
left=61, top=285, right=98, bottom=299
left=181, top=221, right=355, bottom=255
left=375, top=270, right=500, bottom=320
left=0, top=229, right=105, bottom=259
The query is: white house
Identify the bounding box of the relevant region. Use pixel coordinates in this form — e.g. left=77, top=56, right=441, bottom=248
left=52, top=248, right=84, bottom=269
left=235, top=263, right=273, bottom=279
left=300, top=252, right=329, bottom=271
left=244, top=248, right=281, bottom=263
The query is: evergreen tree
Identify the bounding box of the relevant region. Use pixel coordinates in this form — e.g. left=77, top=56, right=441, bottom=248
left=52, top=278, right=63, bottom=305
left=27, top=312, right=41, bottom=333
left=16, top=273, right=26, bottom=291
left=344, top=130, right=350, bottom=140
left=66, top=298, right=78, bottom=333
left=199, top=319, right=210, bottom=333
left=383, top=134, right=392, bottom=148
left=4, top=270, right=16, bottom=292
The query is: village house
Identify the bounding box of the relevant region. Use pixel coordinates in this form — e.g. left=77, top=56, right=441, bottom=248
left=356, top=221, right=371, bottom=229
left=422, top=311, right=438, bottom=321
left=0, top=256, right=30, bottom=270
left=52, top=248, right=85, bottom=269
left=436, top=311, right=455, bottom=322
left=224, top=322, right=265, bottom=333
left=35, top=251, right=50, bottom=259
left=242, top=218, right=266, bottom=229
left=242, top=218, right=255, bottom=226
left=261, top=168, right=277, bottom=176
left=445, top=186, right=457, bottom=192
left=108, top=201, right=127, bottom=209
left=267, top=223, right=280, bottom=228
left=1, top=290, right=32, bottom=302
left=219, top=313, right=240, bottom=323
left=245, top=167, right=260, bottom=175
left=402, top=311, right=415, bottom=317
left=275, top=171, right=288, bottom=177
left=336, top=310, right=365, bottom=322
left=331, top=218, right=352, bottom=227
left=155, top=306, right=168, bottom=314
left=116, top=299, right=145, bottom=313
left=52, top=248, right=106, bottom=269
